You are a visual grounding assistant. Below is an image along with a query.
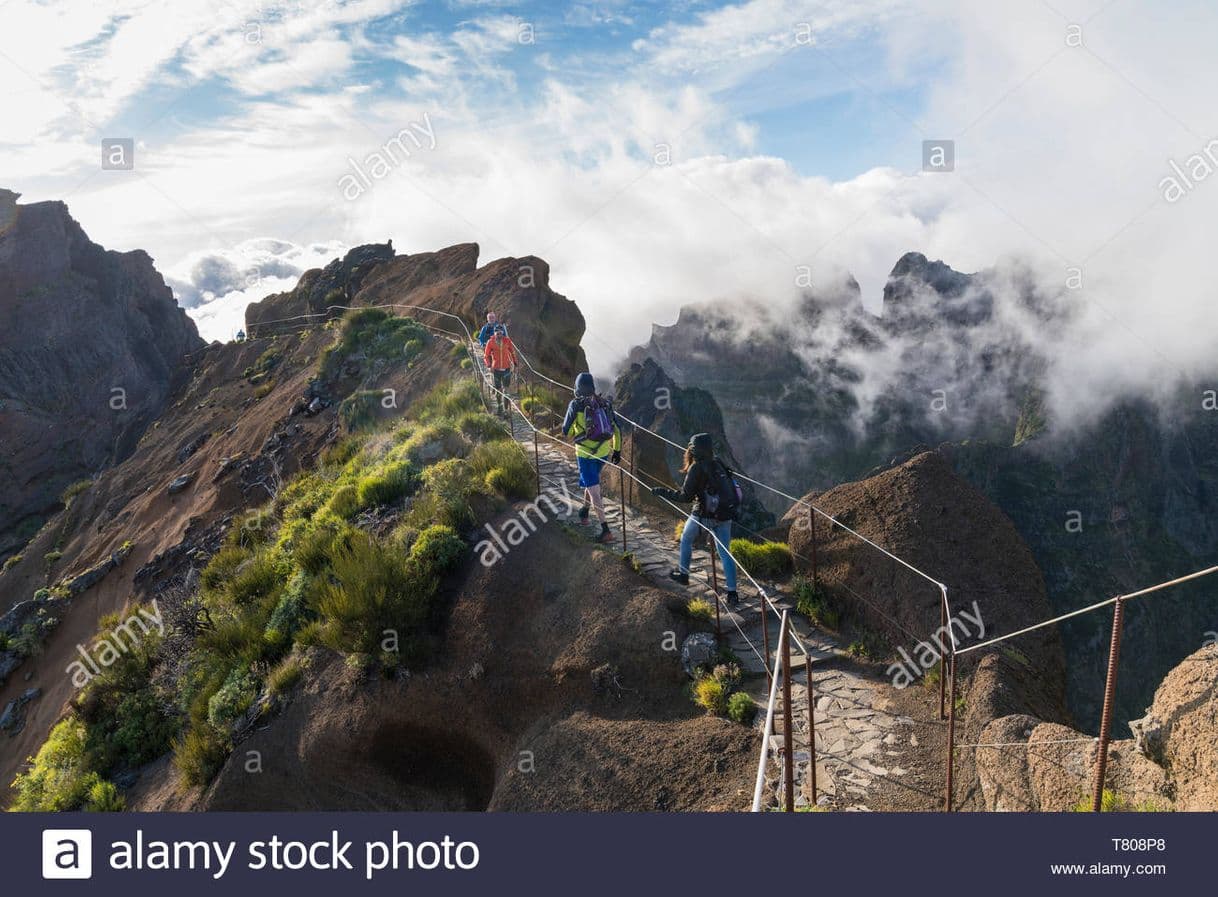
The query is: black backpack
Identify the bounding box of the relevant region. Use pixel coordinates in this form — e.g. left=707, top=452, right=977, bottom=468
left=702, top=461, right=742, bottom=522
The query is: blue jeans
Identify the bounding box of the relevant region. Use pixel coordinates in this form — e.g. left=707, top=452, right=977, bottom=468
left=679, top=516, right=737, bottom=591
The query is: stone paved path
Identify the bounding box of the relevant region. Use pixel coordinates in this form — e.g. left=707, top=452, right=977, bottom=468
left=472, top=353, right=918, bottom=810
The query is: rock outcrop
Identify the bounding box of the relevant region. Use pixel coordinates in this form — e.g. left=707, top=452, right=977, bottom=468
left=247, top=242, right=590, bottom=382
left=784, top=450, right=1070, bottom=725
left=0, top=190, right=202, bottom=560
left=975, top=645, right=1217, bottom=811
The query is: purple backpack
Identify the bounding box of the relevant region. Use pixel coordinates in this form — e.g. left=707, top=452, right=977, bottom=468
left=579, top=396, right=615, bottom=444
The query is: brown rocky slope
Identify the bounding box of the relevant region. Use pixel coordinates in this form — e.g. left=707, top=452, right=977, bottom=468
left=128, top=523, right=754, bottom=812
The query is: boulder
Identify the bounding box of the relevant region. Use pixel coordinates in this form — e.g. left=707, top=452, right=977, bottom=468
left=168, top=474, right=194, bottom=495
left=681, top=633, right=717, bottom=678
left=785, top=450, right=1068, bottom=724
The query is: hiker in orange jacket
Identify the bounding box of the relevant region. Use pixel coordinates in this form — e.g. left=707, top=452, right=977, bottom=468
left=483, top=324, right=518, bottom=417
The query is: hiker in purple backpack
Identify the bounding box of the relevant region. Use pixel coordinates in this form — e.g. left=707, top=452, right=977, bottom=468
left=562, top=372, right=622, bottom=544
left=651, top=433, right=741, bottom=606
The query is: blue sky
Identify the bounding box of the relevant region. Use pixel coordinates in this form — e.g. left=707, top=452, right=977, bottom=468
left=2, top=0, right=1216, bottom=402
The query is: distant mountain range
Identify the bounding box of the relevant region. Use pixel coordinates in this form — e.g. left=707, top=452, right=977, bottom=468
left=629, top=252, right=1218, bottom=727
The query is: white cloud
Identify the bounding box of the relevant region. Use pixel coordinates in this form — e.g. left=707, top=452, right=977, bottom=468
left=4, top=0, right=1217, bottom=430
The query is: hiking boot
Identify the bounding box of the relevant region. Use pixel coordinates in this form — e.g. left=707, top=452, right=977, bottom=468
left=726, top=590, right=740, bottom=607
left=597, top=524, right=615, bottom=544
left=578, top=504, right=590, bottom=522
left=668, top=570, right=690, bottom=586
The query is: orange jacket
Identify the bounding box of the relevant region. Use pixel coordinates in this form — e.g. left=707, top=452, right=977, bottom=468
left=483, top=335, right=518, bottom=371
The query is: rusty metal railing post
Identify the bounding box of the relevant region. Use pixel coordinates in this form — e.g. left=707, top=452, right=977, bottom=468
left=944, top=647, right=958, bottom=812
left=1092, top=596, right=1126, bottom=812
left=619, top=465, right=627, bottom=550
left=533, top=427, right=540, bottom=497
left=629, top=436, right=637, bottom=506
left=710, top=537, right=721, bottom=639
left=938, top=598, right=948, bottom=721
left=806, top=654, right=817, bottom=805
left=781, top=614, right=795, bottom=813
left=807, top=506, right=818, bottom=587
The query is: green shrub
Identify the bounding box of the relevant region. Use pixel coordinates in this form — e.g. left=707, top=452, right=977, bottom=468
left=316, top=532, right=435, bottom=659
left=686, top=598, right=715, bottom=622
left=84, top=688, right=180, bottom=770
left=278, top=475, right=333, bottom=521
left=292, top=521, right=349, bottom=575
left=792, top=575, right=840, bottom=629
left=44, top=550, right=63, bottom=565
left=923, top=661, right=941, bottom=690
left=2, top=553, right=22, bottom=572
left=227, top=507, right=274, bottom=549
left=84, top=778, right=126, bottom=812
left=326, top=484, right=362, bottom=519
left=172, top=726, right=230, bottom=788
left=200, top=545, right=252, bottom=593
left=397, top=422, right=469, bottom=465
left=267, top=655, right=304, bottom=696
left=356, top=460, right=419, bottom=509
left=1071, top=790, right=1171, bottom=813
left=225, top=551, right=284, bottom=607
left=711, top=662, right=742, bottom=688
left=456, top=410, right=506, bottom=443
left=318, top=309, right=430, bottom=383
left=11, top=621, right=44, bottom=657
left=470, top=441, right=534, bottom=499
left=9, top=719, right=95, bottom=811
left=207, top=668, right=259, bottom=730
left=414, top=380, right=484, bottom=423
left=339, top=390, right=384, bottom=432
left=693, top=676, right=728, bottom=715
left=245, top=346, right=281, bottom=380
left=321, top=435, right=363, bottom=468
left=413, top=458, right=476, bottom=529
left=410, top=525, right=465, bottom=574
left=61, top=479, right=93, bottom=506
left=263, top=570, right=312, bottom=650
left=727, top=692, right=756, bottom=725
left=729, top=540, right=793, bottom=578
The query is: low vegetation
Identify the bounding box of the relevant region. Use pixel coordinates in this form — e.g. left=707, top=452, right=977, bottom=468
left=11, top=631, right=171, bottom=812
left=61, top=479, right=93, bottom=507
left=727, top=691, right=756, bottom=725
left=317, top=308, right=430, bottom=384
left=729, top=539, right=793, bottom=578
left=792, top=575, right=841, bottom=629
left=1072, top=789, right=1172, bottom=813
left=692, top=661, right=745, bottom=718
left=11, top=314, right=539, bottom=807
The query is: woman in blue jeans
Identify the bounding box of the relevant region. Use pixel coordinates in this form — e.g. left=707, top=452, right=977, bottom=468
left=651, top=433, right=739, bottom=606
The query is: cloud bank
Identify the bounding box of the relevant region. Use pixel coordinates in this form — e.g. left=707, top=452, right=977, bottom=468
left=2, top=0, right=1216, bottom=423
